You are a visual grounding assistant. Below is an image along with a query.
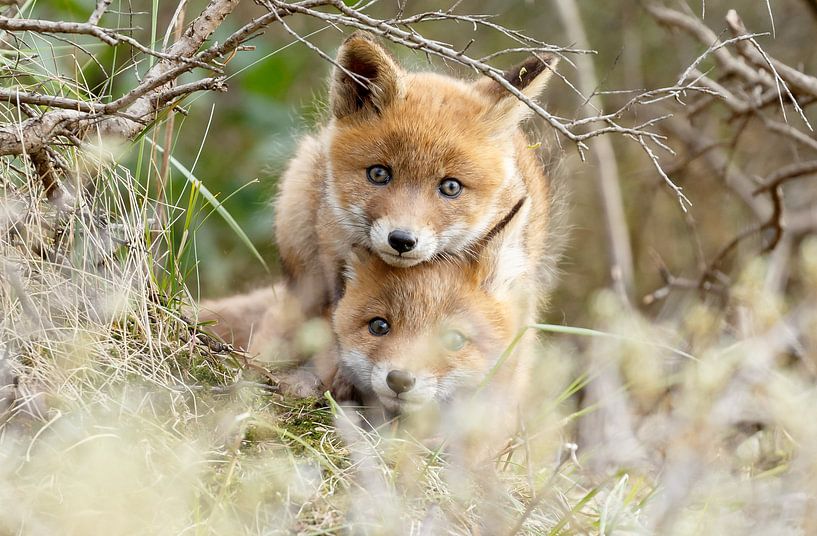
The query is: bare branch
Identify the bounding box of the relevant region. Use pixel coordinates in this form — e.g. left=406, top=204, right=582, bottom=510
left=96, top=0, right=243, bottom=137
left=661, top=117, right=771, bottom=220
left=0, top=0, right=332, bottom=154
left=29, top=149, right=57, bottom=197
left=153, top=77, right=228, bottom=109
left=0, top=15, right=118, bottom=45
left=726, top=10, right=817, bottom=100
left=555, top=0, right=634, bottom=301
left=762, top=117, right=817, bottom=152
left=698, top=186, right=784, bottom=288
left=0, top=88, right=104, bottom=114
left=88, top=0, right=112, bottom=25
left=753, top=160, right=817, bottom=194
left=646, top=4, right=771, bottom=87
left=0, top=111, right=83, bottom=157
left=270, top=0, right=691, bottom=207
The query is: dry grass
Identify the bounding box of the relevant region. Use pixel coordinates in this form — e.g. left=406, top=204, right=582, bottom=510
left=3, top=189, right=816, bottom=534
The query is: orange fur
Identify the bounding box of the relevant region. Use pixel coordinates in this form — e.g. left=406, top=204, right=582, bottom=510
left=198, top=286, right=279, bottom=350
left=332, top=231, right=539, bottom=416
left=203, top=32, right=563, bottom=419
left=275, top=31, right=558, bottom=318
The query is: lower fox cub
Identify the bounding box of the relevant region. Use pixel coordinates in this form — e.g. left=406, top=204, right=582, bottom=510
left=333, top=236, right=539, bottom=415
left=275, top=31, right=557, bottom=317
left=198, top=214, right=538, bottom=415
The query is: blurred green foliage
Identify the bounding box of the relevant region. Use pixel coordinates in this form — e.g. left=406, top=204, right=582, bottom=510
left=39, top=0, right=817, bottom=322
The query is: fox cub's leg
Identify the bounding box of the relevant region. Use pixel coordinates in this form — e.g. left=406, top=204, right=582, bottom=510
left=197, top=287, right=277, bottom=350
left=274, top=134, right=332, bottom=317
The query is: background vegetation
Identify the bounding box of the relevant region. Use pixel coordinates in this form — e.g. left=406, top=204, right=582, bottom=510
left=2, top=0, right=817, bottom=533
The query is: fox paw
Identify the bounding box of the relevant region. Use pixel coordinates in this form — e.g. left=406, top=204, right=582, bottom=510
left=329, top=366, right=362, bottom=404
left=277, top=368, right=322, bottom=398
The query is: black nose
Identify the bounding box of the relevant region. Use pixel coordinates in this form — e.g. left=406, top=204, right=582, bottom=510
left=386, top=369, right=415, bottom=394
left=387, top=230, right=417, bottom=254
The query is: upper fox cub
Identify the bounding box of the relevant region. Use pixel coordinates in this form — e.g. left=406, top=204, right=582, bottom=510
left=275, top=31, right=558, bottom=316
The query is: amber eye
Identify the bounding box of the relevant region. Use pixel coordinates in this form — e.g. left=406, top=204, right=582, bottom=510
left=366, top=165, right=392, bottom=185
left=441, top=329, right=467, bottom=351
left=368, top=317, right=390, bottom=336
left=438, top=178, right=463, bottom=198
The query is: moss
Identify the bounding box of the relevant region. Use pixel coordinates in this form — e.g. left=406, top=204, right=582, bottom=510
left=243, top=394, right=341, bottom=457
left=184, top=354, right=234, bottom=386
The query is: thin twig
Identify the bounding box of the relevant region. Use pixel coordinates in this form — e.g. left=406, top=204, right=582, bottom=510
left=753, top=160, right=817, bottom=194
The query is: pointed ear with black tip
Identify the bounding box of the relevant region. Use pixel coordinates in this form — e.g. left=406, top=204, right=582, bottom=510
left=472, top=240, right=519, bottom=302
left=471, top=199, right=529, bottom=301
left=474, top=54, right=558, bottom=131
left=330, top=32, right=403, bottom=119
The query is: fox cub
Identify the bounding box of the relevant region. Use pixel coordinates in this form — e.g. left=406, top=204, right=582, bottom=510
left=199, top=215, right=538, bottom=414
left=275, top=31, right=558, bottom=317
left=334, top=222, right=540, bottom=416
left=199, top=32, right=562, bottom=413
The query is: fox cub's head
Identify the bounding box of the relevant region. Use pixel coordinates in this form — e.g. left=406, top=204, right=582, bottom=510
left=326, top=32, right=556, bottom=268
left=332, top=241, right=527, bottom=414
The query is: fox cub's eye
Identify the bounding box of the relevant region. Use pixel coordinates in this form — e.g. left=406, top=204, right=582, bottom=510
left=368, top=317, right=391, bottom=336
left=438, top=178, right=463, bottom=198
left=366, top=165, right=392, bottom=185
left=441, top=329, right=467, bottom=351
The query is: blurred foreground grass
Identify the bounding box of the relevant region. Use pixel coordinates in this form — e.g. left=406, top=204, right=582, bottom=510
left=3, top=215, right=816, bottom=532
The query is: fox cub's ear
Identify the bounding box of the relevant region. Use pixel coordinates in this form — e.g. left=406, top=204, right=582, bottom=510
left=331, top=32, right=402, bottom=119
left=475, top=54, right=558, bottom=131
left=477, top=237, right=529, bottom=301
left=340, top=246, right=374, bottom=285
left=472, top=199, right=530, bottom=300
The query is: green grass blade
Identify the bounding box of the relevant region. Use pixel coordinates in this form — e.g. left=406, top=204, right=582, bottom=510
left=144, top=138, right=269, bottom=272
left=547, top=486, right=602, bottom=536
left=529, top=323, right=698, bottom=361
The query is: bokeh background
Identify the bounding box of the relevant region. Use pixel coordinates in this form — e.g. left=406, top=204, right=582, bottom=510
left=42, top=0, right=817, bottom=321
